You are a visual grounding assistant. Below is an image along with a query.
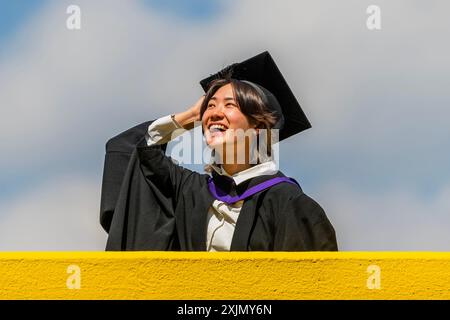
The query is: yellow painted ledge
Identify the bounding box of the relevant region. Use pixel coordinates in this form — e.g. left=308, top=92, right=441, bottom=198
left=1, top=252, right=450, bottom=300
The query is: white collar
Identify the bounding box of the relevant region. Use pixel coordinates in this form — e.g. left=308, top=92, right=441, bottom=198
left=210, top=161, right=278, bottom=186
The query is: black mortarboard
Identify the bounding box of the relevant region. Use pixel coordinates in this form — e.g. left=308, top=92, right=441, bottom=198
left=200, top=51, right=311, bottom=141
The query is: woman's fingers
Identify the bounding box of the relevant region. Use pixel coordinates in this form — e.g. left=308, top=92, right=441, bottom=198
left=191, top=95, right=205, bottom=121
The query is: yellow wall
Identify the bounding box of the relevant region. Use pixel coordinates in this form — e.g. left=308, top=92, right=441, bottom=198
left=1, top=252, right=450, bottom=299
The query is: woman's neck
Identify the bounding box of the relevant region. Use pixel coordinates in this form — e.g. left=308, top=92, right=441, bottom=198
left=221, top=163, right=253, bottom=176
left=214, top=141, right=256, bottom=176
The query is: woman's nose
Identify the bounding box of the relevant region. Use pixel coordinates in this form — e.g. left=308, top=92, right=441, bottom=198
left=210, top=104, right=225, bottom=119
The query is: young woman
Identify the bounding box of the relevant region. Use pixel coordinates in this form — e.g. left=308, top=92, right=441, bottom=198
left=101, top=52, right=337, bottom=251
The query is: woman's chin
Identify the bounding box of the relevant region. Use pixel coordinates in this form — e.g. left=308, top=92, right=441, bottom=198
left=205, top=131, right=227, bottom=148
left=206, top=137, right=225, bottom=148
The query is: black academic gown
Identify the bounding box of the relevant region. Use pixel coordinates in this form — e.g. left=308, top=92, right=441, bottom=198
left=100, top=120, right=178, bottom=250
left=100, top=121, right=338, bottom=251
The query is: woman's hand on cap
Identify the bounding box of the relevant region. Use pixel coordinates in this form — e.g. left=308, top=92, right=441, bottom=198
left=173, top=95, right=205, bottom=130
left=189, top=95, right=205, bottom=122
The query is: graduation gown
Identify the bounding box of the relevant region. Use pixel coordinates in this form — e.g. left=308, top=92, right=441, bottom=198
left=100, top=120, right=178, bottom=250
left=100, top=121, right=338, bottom=251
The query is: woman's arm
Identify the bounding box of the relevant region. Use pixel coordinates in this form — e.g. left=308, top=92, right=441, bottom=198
left=139, top=95, right=206, bottom=199
left=100, top=120, right=154, bottom=233
left=173, top=95, right=203, bottom=130
left=146, top=95, right=204, bottom=146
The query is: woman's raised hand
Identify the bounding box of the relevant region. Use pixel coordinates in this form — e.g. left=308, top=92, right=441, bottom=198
left=189, top=95, right=205, bottom=123
left=174, top=95, right=205, bottom=130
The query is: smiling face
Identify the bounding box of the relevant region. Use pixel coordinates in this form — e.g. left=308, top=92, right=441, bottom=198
left=202, top=83, right=256, bottom=148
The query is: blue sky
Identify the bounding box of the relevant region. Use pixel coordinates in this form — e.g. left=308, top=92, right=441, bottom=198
left=0, top=1, right=47, bottom=43
left=0, top=0, right=449, bottom=250
left=141, top=0, right=224, bottom=20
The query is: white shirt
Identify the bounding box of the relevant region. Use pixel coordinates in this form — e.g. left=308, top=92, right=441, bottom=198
left=145, top=115, right=278, bottom=251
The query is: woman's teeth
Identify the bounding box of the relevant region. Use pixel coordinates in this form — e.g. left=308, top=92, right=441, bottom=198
left=209, top=124, right=226, bottom=133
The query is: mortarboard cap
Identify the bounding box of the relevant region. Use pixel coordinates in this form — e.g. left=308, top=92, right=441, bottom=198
left=200, top=51, right=311, bottom=141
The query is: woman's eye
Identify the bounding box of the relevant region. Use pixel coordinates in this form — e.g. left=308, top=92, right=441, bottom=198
left=207, top=104, right=215, bottom=108
left=225, top=103, right=236, bottom=108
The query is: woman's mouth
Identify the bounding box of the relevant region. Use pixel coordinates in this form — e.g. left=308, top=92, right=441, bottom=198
left=208, top=124, right=228, bottom=137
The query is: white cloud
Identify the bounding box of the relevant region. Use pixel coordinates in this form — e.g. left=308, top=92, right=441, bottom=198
left=316, top=182, right=450, bottom=250
left=0, top=175, right=106, bottom=250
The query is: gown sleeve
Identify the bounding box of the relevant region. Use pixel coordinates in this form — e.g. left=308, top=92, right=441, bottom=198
left=100, top=120, right=178, bottom=251
left=137, top=113, right=202, bottom=202
left=100, top=120, right=154, bottom=233
left=273, top=193, right=338, bottom=251
left=136, top=142, right=199, bottom=205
